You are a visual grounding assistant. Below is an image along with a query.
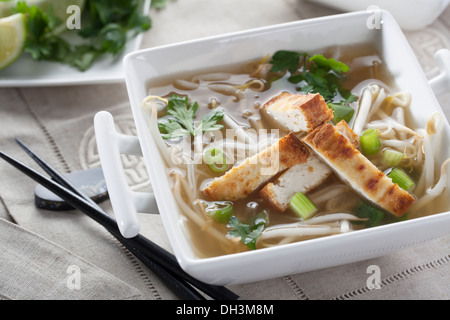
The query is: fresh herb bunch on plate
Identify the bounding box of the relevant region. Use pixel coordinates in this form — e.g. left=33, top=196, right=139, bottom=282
left=0, top=0, right=159, bottom=71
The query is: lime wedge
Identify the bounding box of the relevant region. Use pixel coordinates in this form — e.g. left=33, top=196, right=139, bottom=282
left=0, top=13, right=26, bottom=70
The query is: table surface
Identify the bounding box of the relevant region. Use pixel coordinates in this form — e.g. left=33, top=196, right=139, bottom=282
left=0, top=0, right=449, bottom=300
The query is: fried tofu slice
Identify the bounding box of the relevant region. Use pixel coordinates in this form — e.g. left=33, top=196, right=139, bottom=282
left=202, top=132, right=310, bottom=201
left=261, top=92, right=334, bottom=133
left=260, top=155, right=332, bottom=211
left=259, top=120, right=357, bottom=211
left=303, top=122, right=415, bottom=217
left=335, top=120, right=359, bottom=147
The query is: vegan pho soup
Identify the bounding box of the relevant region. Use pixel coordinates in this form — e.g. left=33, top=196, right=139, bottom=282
left=141, top=44, right=450, bottom=258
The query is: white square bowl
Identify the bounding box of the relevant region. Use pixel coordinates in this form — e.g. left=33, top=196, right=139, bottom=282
left=120, top=10, right=450, bottom=285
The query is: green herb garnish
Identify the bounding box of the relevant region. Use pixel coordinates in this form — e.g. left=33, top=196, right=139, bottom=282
left=157, top=94, right=224, bottom=139
left=227, top=210, right=268, bottom=250
left=13, top=0, right=154, bottom=71
left=270, top=50, right=357, bottom=123
left=200, top=200, right=233, bottom=224
left=353, top=201, right=384, bottom=228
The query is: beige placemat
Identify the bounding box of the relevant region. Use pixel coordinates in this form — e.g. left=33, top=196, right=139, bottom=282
left=0, top=0, right=448, bottom=300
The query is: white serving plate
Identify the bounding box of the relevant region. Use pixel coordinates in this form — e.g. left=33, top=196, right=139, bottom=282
left=95, top=10, right=450, bottom=285
left=0, top=0, right=150, bottom=87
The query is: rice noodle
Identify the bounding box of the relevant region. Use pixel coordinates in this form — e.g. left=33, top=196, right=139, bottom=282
left=410, top=158, right=450, bottom=214
left=367, top=115, right=419, bottom=138
left=190, top=72, right=231, bottom=83
left=170, top=171, right=229, bottom=244
left=415, top=113, right=446, bottom=196
left=207, top=83, right=244, bottom=101
left=307, top=183, right=358, bottom=211
left=353, top=85, right=386, bottom=134
left=142, top=97, right=175, bottom=166
left=173, top=79, right=200, bottom=90
left=235, top=79, right=266, bottom=92
left=300, top=213, right=367, bottom=225
left=390, top=92, right=411, bottom=108
left=222, top=113, right=256, bottom=145
left=258, top=217, right=360, bottom=247
left=380, top=139, right=418, bottom=156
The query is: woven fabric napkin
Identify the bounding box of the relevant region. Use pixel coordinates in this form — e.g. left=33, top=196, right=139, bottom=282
left=0, top=0, right=449, bottom=300
left=0, top=218, right=144, bottom=300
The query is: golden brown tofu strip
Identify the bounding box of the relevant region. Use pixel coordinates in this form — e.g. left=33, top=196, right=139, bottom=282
left=335, top=120, right=359, bottom=147
left=261, top=92, right=334, bottom=133
left=202, top=132, right=310, bottom=201
left=303, top=123, right=415, bottom=217
left=259, top=120, right=359, bottom=212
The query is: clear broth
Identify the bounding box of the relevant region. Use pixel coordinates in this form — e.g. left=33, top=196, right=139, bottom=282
left=146, top=44, right=417, bottom=258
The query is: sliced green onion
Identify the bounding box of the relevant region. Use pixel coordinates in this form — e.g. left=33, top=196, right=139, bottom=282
left=203, top=147, right=224, bottom=165
left=208, top=156, right=228, bottom=173
left=328, top=103, right=355, bottom=124
left=289, top=192, right=317, bottom=219
left=203, top=147, right=228, bottom=173
left=353, top=201, right=384, bottom=227
left=359, top=128, right=381, bottom=156
left=387, top=168, right=415, bottom=192
left=382, top=148, right=405, bottom=167
left=202, top=200, right=233, bottom=224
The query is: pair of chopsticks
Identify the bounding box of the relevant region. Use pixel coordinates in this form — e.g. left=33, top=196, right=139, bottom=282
left=0, top=139, right=239, bottom=300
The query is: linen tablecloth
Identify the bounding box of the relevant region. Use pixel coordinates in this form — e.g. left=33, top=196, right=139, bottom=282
left=0, top=0, right=449, bottom=300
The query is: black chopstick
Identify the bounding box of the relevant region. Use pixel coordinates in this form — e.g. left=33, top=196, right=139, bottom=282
left=13, top=139, right=239, bottom=300
left=1, top=145, right=239, bottom=300
left=0, top=150, right=205, bottom=300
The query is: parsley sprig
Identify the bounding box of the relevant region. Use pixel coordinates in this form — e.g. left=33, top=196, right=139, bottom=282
left=270, top=50, right=357, bottom=123
left=13, top=0, right=155, bottom=71
left=227, top=211, right=268, bottom=250
left=157, top=94, right=224, bottom=140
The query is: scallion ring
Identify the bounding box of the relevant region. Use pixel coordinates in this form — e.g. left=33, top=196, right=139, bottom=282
left=387, top=168, right=415, bottom=192
left=204, top=147, right=228, bottom=173
left=202, top=200, right=233, bottom=224
left=382, top=148, right=405, bottom=167
left=289, top=192, right=317, bottom=220
left=208, top=156, right=228, bottom=173
left=203, top=147, right=224, bottom=164
left=360, top=128, right=381, bottom=156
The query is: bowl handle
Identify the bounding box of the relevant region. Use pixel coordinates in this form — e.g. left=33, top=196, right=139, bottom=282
left=94, top=111, right=157, bottom=238
left=429, top=48, right=450, bottom=97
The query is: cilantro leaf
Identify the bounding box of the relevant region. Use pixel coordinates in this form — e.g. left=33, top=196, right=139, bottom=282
left=157, top=118, right=189, bottom=139
left=353, top=202, right=384, bottom=228
left=270, top=50, right=304, bottom=73
left=165, top=95, right=198, bottom=136
left=98, top=23, right=127, bottom=54
left=158, top=94, right=224, bottom=139
left=227, top=211, right=268, bottom=250
left=197, top=108, right=225, bottom=134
